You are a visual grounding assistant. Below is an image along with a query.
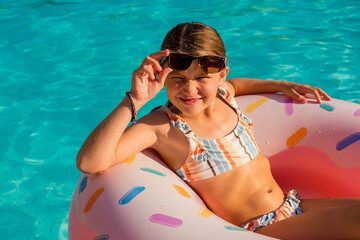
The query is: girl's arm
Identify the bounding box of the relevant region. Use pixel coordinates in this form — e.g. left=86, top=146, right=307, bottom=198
left=76, top=50, right=172, bottom=173
left=225, top=78, right=331, bottom=103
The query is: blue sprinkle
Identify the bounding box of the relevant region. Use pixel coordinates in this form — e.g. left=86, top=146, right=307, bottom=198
left=78, top=176, right=87, bottom=194
left=118, top=186, right=145, bottom=205
left=320, top=103, right=335, bottom=112
left=336, top=132, right=360, bottom=151
left=140, top=167, right=166, bottom=177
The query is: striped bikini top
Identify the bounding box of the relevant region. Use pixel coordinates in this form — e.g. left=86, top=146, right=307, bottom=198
left=160, top=87, right=260, bottom=182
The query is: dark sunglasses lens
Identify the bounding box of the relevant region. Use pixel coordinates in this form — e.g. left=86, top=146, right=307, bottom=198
left=169, top=54, right=193, bottom=71
left=199, top=56, right=225, bottom=73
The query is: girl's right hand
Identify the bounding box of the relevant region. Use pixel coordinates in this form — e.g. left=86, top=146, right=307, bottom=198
left=130, top=50, right=173, bottom=108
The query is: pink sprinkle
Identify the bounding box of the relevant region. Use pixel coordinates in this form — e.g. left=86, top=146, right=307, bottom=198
left=354, top=108, right=360, bottom=117
left=284, top=98, right=293, bottom=116
left=149, top=214, right=183, bottom=227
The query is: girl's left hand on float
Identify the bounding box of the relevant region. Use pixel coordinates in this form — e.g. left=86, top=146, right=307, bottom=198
left=280, top=81, right=331, bottom=104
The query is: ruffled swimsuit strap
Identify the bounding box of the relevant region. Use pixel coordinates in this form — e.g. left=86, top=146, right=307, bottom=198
left=157, top=106, right=198, bottom=141
left=217, top=86, right=240, bottom=113
left=157, top=105, right=210, bottom=156
left=217, top=87, right=259, bottom=154
left=217, top=86, right=254, bottom=128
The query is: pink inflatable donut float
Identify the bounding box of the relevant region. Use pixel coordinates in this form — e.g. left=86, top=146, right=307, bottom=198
left=68, top=94, right=360, bottom=240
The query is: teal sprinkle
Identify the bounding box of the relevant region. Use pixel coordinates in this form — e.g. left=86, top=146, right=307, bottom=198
left=320, top=103, right=335, bottom=112
left=140, top=167, right=166, bottom=177
left=224, top=225, right=247, bottom=231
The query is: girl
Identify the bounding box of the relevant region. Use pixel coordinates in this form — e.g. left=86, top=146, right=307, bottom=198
left=77, top=22, right=360, bottom=239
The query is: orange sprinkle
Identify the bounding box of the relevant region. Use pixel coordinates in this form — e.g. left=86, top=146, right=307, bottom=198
left=84, top=188, right=104, bottom=213
left=287, top=127, right=307, bottom=148
left=173, top=184, right=191, bottom=198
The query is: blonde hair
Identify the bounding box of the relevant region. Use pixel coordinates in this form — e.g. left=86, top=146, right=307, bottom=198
left=161, top=22, right=226, bottom=58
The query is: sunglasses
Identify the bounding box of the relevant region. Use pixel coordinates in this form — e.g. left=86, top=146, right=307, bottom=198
left=161, top=53, right=226, bottom=73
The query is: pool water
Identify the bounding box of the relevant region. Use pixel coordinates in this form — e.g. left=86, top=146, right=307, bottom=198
left=0, top=0, right=359, bottom=239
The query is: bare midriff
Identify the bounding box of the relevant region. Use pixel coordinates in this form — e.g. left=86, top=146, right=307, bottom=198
left=188, top=153, right=285, bottom=226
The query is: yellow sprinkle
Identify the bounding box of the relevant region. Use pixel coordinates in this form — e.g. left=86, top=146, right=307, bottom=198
left=123, top=155, right=136, bottom=164
left=244, top=97, right=270, bottom=113
left=197, top=207, right=213, bottom=218
left=173, top=184, right=191, bottom=198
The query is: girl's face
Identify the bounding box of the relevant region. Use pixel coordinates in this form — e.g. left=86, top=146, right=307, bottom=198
left=165, top=60, right=229, bottom=116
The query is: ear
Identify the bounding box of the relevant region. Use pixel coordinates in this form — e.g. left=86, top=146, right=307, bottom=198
left=218, top=66, right=230, bottom=86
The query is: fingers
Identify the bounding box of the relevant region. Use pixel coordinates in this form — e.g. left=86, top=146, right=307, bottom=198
left=149, top=49, right=170, bottom=62
left=286, top=89, right=307, bottom=104
left=306, top=86, right=322, bottom=104
left=138, top=57, right=161, bottom=80
left=158, top=67, right=173, bottom=86
left=316, top=88, right=332, bottom=101
left=290, top=84, right=331, bottom=104
left=302, top=85, right=321, bottom=103
left=143, top=49, right=170, bottom=74
left=301, top=86, right=331, bottom=104
left=136, top=50, right=170, bottom=80
left=130, top=50, right=172, bottom=101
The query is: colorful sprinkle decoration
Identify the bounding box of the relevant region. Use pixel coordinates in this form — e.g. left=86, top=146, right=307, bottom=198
left=173, top=184, right=191, bottom=198
left=149, top=214, right=183, bottom=227
left=94, top=234, right=109, bottom=240
left=245, top=97, right=270, bottom=113
left=284, top=98, right=293, bottom=116
left=78, top=176, right=87, bottom=194
left=225, top=225, right=247, bottom=231
left=336, top=132, right=360, bottom=151
left=320, top=103, right=335, bottom=112
left=287, top=127, right=307, bottom=148
left=354, top=108, right=360, bottom=117
left=84, top=188, right=104, bottom=213
left=197, top=207, right=213, bottom=218
left=140, top=167, right=166, bottom=177
left=118, top=186, right=145, bottom=205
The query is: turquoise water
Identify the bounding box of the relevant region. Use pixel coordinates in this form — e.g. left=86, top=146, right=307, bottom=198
left=0, top=0, right=359, bottom=239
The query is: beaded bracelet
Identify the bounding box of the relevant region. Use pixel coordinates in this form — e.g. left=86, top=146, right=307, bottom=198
left=126, top=92, right=137, bottom=123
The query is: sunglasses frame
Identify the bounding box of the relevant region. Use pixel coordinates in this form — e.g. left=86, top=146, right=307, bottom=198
left=161, top=53, right=226, bottom=73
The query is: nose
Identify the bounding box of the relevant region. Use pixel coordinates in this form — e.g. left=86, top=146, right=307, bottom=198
left=182, top=62, right=201, bottom=95
left=184, top=80, right=198, bottom=95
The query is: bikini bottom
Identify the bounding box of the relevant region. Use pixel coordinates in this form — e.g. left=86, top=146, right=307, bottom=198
left=241, top=189, right=303, bottom=232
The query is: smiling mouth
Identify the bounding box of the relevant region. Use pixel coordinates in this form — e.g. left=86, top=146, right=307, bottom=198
left=179, top=97, right=202, bottom=105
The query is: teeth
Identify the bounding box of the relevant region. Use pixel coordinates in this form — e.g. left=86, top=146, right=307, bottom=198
left=180, top=98, right=200, bottom=104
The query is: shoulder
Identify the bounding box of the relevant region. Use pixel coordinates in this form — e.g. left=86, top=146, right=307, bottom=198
left=218, top=82, right=237, bottom=105
left=220, top=81, right=236, bottom=96
left=136, top=107, right=170, bottom=129
left=135, top=107, right=188, bottom=158
left=121, top=108, right=171, bottom=149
